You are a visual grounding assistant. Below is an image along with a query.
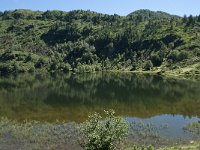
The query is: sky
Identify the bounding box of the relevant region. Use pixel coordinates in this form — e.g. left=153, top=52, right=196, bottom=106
left=0, top=0, right=199, bottom=17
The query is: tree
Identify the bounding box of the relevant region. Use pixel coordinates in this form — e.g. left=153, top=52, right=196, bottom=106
left=182, top=15, right=187, bottom=23
left=198, top=15, right=200, bottom=22
left=170, top=17, right=175, bottom=30
left=60, top=63, right=71, bottom=72
left=0, top=9, right=200, bottom=75
left=25, top=53, right=32, bottom=62
left=35, top=58, right=47, bottom=68
left=168, top=50, right=180, bottom=62
left=78, top=110, right=128, bottom=150
left=187, top=15, right=195, bottom=26
left=144, top=60, right=153, bottom=71
left=150, top=53, right=162, bottom=67
left=42, top=10, right=64, bottom=20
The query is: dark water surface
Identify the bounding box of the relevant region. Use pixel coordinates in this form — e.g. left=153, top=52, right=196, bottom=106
left=0, top=72, right=200, bottom=140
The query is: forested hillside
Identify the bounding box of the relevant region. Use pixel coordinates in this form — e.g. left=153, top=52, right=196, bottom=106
left=0, top=9, right=200, bottom=74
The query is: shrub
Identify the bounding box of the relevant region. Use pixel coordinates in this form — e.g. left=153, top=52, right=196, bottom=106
left=1, top=51, right=16, bottom=61
left=131, top=62, right=137, bottom=71
left=144, top=60, right=153, bottom=71
left=0, top=64, right=14, bottom=74
left=25, top=53, right=32, bottom=62
left=168, top=50, right=180, bottom=62
left=28, top=67, right=35, bottom=73
left=35, top=58, right=48, bottom=68
left=194, top=48, right=200, bottom=57
left=78, top=110, right=128, bottom=150
left=150, top=54, right=162, bottom=67
left=60, top=63, right=71, bottom=72
left=75, top=64, right=96, bottom=73
left=179, top=50, right=190, bottom=60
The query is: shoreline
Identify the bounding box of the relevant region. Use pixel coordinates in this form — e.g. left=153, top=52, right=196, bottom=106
left=0, top=118, right=199, bottom=150
left=103, top=69, right=200, bottom=81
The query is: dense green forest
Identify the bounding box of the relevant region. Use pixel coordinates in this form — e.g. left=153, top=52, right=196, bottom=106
left=0, top=9, right=200, bottom=74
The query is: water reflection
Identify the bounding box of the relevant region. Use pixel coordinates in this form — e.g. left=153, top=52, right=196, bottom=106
left=0, top=72, right=200, bottom=122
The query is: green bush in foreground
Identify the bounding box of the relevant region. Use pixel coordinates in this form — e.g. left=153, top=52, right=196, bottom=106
left=78, top=110, right=128, bottom=150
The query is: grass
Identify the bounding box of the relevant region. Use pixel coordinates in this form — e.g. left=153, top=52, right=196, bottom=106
left=0, top=118, right=200, bottom=150
left=125, top=142, right=200, bottom=150
left=161, top=142, right=200, bottom=150
left=183, top=122, right=200, bottom=135
left=0, top=117, right=79, bottom=149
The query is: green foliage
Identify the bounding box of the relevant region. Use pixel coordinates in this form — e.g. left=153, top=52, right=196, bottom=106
left=144, top=60, right=153, bottom=70
left=60, top=63, right=72, bottom=72
left=168, top=50, right=190, bottom=62
left=168, top=50, right=180, bottom=62
left=0, top=63, right=15, bottom=74
left=78, top=110, right=128, bottom=150
left=35, top=57, right=48, bottom=68
left=179, top=50, right=190, bottom=60
left=150, top=53, right=162, bottom=67
left=182, top=15, right=187, bottom=23
left=198, top=15, right=200, bottom=22
left=0, top=9, right=200, bottom=74
left=187, top=15, right=195, bottom=26
left=75, top=63, right=96, bottom=73
left=0, top=117, right=78, bottom=149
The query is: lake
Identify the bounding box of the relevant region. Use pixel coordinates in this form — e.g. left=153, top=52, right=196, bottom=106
left=0, top=72, right=200, bottom=142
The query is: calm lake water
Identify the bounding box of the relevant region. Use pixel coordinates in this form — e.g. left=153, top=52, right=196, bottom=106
left=0, top=72, right=200, bottom=140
